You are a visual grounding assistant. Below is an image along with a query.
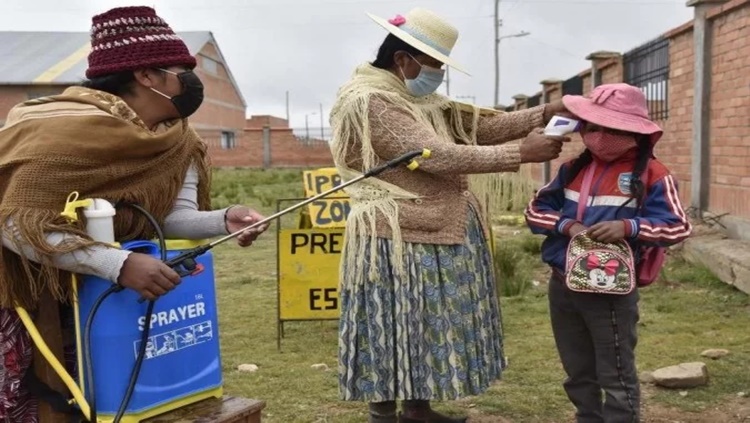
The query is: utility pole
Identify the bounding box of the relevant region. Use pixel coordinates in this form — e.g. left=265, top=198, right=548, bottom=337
left=305, top=114, right=309, bottom=141
left=286, top=91, right=290, bottom=123
left=494, top=0, right=530, bottom=106
left=319, top=103, right=325, bottom=141
left=494, top=0, right=500, bottom=107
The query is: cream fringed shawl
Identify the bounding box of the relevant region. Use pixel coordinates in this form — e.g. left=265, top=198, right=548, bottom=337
left=329, top=63, right=498, bottom=284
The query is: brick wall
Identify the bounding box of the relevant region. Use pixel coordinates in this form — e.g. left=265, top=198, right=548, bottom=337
left=0, top=85, right=67, bottom=124
left=508, top=0, right=750, bottom=220
left=246, top=115, right=289, bottom=129
left=207, top=131, right=263, bottom=168
left=208, top=121, right=334, bottom=168
left=599, top=59, right=624, bottom=85
left=191, top=41, right=246, bottom=144
left=267, top=133, right=333, bottom=168
left=0, top=86, right=29, bottom=124
left=707, top=1, right=750, bottom=216
left=658, top=27, right=695, bottom=206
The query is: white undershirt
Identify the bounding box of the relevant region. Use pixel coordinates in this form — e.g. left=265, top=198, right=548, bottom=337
left=2, top=164, right=230, bottom=283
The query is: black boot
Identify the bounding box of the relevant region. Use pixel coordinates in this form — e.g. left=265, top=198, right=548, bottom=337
left=370, top=401, right=398, bottom=423
left=398, top=413, right=467, bottom=423
left=399, top=400, right=468, bottom=423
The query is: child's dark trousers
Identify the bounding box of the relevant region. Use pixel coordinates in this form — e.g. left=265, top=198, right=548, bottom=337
left=548, top=272, right=641, bottom=423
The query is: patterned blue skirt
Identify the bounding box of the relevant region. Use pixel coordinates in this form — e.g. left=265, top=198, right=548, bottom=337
left=338, top=208, right=505, bottom=402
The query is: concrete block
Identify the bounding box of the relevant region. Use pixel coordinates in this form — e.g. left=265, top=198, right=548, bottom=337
left=683, top=235, right=750, bottom=295
left=719, top=215, right=750, bottom=242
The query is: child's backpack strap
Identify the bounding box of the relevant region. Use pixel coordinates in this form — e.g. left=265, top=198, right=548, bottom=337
left=632, top=158, right=667, bottom=287
left=576, top=162, right=598, bottom=222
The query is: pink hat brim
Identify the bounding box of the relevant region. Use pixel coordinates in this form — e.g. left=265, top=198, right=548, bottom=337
left=562, top=94, right=663, bottom=145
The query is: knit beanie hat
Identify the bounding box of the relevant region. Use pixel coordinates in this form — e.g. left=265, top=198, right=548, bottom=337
left=86, top=6, right=197, bottom=79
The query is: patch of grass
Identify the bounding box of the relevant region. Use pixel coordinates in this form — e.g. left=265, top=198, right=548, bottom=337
left=518, top=234, right=543, bottom=256
left=210, top=168, right=306, bottom=231
left=492, top=227, right=544, bottom=298
left=207, top=170, right=750, bottom=422
left=493, top=243, right=533, bottom=298
left=211, top=168, right=303, bottom=209
left=637, top=255, right=750, bottom=412
left=492, top=215, right=526, bottom=227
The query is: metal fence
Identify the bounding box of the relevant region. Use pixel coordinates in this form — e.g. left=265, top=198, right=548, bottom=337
left=527, top=93, right=542, bottom=108
left=562, top=75, right=584, bottom=96
left=623, top=36, right=670, bottom=121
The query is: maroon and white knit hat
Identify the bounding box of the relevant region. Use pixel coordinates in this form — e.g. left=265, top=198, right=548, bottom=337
left=86, top=6, right=197, bottom=79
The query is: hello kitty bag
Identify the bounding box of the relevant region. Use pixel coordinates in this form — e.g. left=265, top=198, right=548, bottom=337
left=564, top=163, right=636, bottom=295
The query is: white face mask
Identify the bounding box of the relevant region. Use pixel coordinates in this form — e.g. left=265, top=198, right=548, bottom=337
left=400, top=54, right=445, bottom=97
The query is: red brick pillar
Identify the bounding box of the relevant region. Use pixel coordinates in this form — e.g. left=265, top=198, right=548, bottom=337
left=586, top=51, right=623, bottom=89
left=687, top=0, right=729, bottom=214
left=512, top=94, right=529, bottom=111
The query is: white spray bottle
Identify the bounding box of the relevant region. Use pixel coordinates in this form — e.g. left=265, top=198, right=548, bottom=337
left=83, top=199, right=116, bottom=243
left=544, top=115, right=582, bottom=136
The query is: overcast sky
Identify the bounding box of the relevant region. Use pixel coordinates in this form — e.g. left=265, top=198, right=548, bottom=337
left=0, top=0, right=693, bottom=128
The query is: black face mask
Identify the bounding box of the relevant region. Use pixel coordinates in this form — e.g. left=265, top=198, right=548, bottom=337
left=153, top=69, right=204, bottom=118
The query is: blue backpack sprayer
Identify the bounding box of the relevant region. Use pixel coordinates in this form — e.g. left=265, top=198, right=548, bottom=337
left=14, top=149, right=430, bottom=422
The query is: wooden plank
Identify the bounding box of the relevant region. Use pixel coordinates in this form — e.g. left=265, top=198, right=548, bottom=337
left=33, top=291, right=71, bottom=423
left=144, top=396, right=265, bottom=423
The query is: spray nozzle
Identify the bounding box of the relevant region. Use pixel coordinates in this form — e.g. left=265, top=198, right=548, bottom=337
left=61, top=192, right=94, bottom=222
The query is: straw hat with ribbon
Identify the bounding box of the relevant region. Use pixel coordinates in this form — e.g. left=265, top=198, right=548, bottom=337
left=367, top=8, right=469, bottom=75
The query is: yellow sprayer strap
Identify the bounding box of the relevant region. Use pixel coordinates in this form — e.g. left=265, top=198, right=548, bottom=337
left=13, top=191, right=94, bottom=420
left=15, top=307, right=91, bottom=420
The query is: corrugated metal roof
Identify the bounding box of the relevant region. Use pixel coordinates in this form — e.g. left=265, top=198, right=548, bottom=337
left=0, top=32, right=89, bottom=84
left=0, top=30, right=246, bottom=107
left=0, top=31, right=245, bottom=107
left=0, top=31, right=213, bottom=84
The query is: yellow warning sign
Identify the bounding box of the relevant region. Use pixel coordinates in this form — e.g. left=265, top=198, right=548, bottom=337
left=302, top=168, right=350, bottom=229
left=278, top=228, right=342, bottom=320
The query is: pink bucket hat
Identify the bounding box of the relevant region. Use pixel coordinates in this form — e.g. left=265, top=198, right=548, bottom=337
left=562, top=83, right=663, bottom=145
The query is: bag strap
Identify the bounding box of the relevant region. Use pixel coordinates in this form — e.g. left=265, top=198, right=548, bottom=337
left=631, top=158, right=653, bottom=218
left=21, top=368, right=84, bottom=419
left=576, top=162, right=598, bottom=222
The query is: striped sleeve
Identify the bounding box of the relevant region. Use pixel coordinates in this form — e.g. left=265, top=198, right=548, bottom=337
left=525, top=166, right=574, bottom=236
left=624, top=175, right=692, bottom=246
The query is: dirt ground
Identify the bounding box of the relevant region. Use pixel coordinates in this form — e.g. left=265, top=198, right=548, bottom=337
left=643, top=400, right=750, bottom=423
left=642, top=390, right=750, bottom=423
left=460, top=389, right=750, bottom=423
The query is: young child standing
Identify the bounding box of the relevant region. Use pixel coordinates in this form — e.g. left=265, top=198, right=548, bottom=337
left=524, top=83, right=692, bottom=423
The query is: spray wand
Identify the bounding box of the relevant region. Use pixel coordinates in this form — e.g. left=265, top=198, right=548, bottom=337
left=136, top=148, right=431, bottom=303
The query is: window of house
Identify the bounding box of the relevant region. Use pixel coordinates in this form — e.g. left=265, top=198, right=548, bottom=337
left=220, top=131, right=236, bottom=149
left=202, top=56, right=219, bottom=75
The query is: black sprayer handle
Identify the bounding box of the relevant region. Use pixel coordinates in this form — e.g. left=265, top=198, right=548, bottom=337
left=137, top=247, right=210, bottom=303
left=364, top=148, right=432, bottom=178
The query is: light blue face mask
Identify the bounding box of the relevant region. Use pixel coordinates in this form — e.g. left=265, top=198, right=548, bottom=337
left=401, top=55, right=445, bottom=97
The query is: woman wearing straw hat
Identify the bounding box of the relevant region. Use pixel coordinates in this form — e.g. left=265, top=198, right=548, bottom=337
left=330, top=7, right=572, bottom=423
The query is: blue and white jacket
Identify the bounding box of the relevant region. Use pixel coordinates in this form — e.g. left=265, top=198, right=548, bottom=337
left=524, top=157, right=692, bottom=273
